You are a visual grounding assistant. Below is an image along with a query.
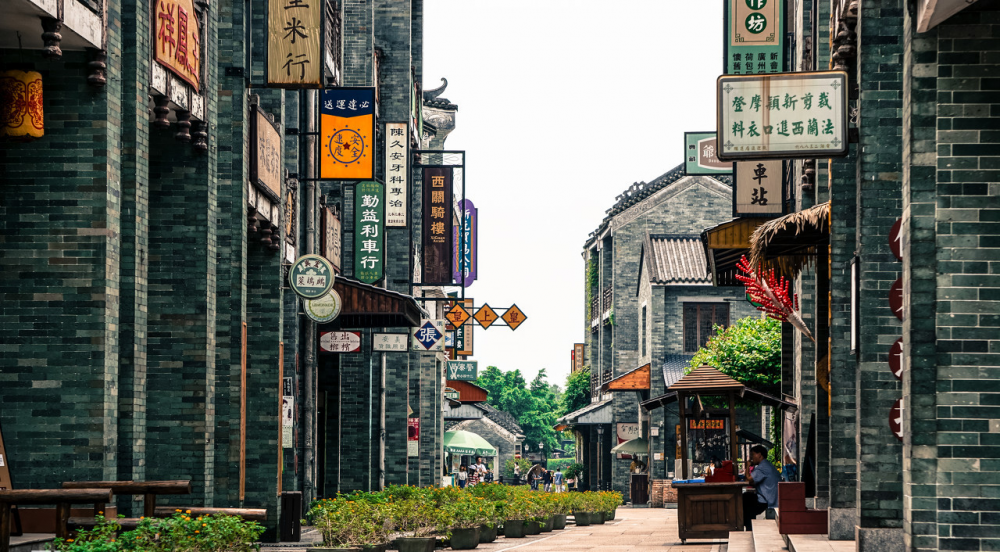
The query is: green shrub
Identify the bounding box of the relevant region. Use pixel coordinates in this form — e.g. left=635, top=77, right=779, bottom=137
left=50, top=512, right=264, bottom=552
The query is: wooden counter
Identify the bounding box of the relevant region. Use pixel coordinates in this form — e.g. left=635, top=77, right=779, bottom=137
left=671, top=481, right=746, bottom=542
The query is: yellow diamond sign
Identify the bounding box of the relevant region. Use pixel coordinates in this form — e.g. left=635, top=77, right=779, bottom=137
left=446, top=303, right=471, bottom=329
left=502, top=304, right=527, bottom=331
left=474, top=304, right=498, bottom=329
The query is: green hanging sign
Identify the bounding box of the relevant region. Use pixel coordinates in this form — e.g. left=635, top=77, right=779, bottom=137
left=724, top=0, right=785, bottom=75
left=354, top=181, right=385, bottom=284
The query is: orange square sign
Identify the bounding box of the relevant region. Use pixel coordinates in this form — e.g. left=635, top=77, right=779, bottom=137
left=446, top=303, right=471, bottom=329
left=502, top=304, right=527, bottom=331
left=474, top=304, right=498, bottom=329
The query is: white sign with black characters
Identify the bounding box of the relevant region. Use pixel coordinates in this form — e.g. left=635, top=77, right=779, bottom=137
left=717, top=71, right=848, bottom=161
left=385, top=122, right=408, bottom=227
left=734, top=160, right=783, bottom=216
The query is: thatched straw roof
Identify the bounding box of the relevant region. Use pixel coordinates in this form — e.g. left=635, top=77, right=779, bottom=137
left=748, top=202, right=831, bottom=278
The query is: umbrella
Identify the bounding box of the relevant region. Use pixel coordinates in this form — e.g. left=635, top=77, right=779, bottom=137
left=444, top=430, right=497, bottom=457
left=610, top=437, right=649, bottom=455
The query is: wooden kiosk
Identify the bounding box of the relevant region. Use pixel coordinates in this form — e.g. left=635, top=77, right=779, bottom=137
left=640, top=366, right=797, bottom=543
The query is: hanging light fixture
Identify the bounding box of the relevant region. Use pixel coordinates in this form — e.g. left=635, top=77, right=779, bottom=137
left=1, top=69, right=44, bottom=140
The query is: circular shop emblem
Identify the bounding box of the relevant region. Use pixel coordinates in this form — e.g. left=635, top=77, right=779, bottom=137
left=289, top=254, right=335, bottom=299
left=327, top=129, right=365, bottom=165
left=744, top=12, right=767, bottom=34
left=304, top=290, right=342, bottom=324
left=745, top=0, right=767, bottom=8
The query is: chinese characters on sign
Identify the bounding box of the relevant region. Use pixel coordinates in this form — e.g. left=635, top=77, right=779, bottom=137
left=452, top=199, right=478, bottom=287
left=354, top=181, right=384, bottom=284
left=385, top=122, right=409, bottom=227
left=683, top=132, right=733, bottom=176
left=319, top=331, right=362, bottom=353
left=289, top=254, right=335, bottom=299
left=573, top=343, right=585, bottom=373
left=421, top=167, right=453, bottom=285
left=501, top=304, right=527, bottom=331
left=322, top=206, right=342, bottom=273
left=155, top=0, right=201, bottom=91
left=725, top=0, right=785, bottom=75
left=455, top=299, right=474, bottom=356
left=447, top=360, right=478, bottom=381
left=267, top=0, right=321, bottom=86
left=408, top=418, right=419, bottom=457
left=717, top=72, right=848, bottom=160
left=321, top=88, right=376, bottom=180
left=251, top=107, right=282, bottom=201
left=411, top=319, right=446, bottom=352
left=373, top=333, right=409, bottom=352
left=734, top=159, right=784, bottom=216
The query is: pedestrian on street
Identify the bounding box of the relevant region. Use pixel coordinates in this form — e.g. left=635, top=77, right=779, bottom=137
left=543, top=469, right=552, bottom=492
left=531, top=469, right=541, bottom=490
left=457, top=465, right=468, bottom=489
left=553, top=468, right=565, bottom=492
left=484, top=469, right=494, bottom=483
left=513, top=462, right=522, bottom=484
left=743, top=445, right=779, bottom=531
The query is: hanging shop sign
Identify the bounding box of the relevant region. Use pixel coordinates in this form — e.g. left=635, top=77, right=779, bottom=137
left=890, top=277, right=904, bottom=321
left=890, top=218, right=903, bottom=261
left=281, top=395, right=294, bottom=448
left=250, top=106, right=282, bottom=201
left=421, top=167, right=453, bottom=285
left=408, top=418, right=420, bottom=457
left=373, top=333, right=409, bottom=352
left=154, top=0, right=201, bottom=91
left=267, top=0, right=321, bottom=87
left=888, top=338, right=903, bottom=381
left=684, top=132, right=733, bottom=176
left=412, top=319, right=446, bottom=352
left=321, top=88, right=376, bottom=180
left=289, top=254, right=334, bottom=299
left=889, top=398, right=903, bottom=441
left=321, top=206, right=342, bottom=273
left=574, top=344, right=585, bottom=372
left=733, top=160, right=784, bottom=216
left=456, top=299, right=474, bottom=356
left=445, top=303, right=471, bottom=329
left=501, top=304, right=527, bottom=331
left=617, top=422, right=641, bottom=460
left=447, top=360, right=478, bottom=381
left=444, top=331, right=455, bottom=348
left=444, top=387, right=460, bottom=401
left=385, top=122, right=409, bottom=227
left=303, top=290, right=342, bottom=323
left=717, top=71, right=849, bottom=161
left=474, top=304, right=498, bottom=329
left=354, top=181, right=385, bottom=284
left=452, top=199, right=478, bottom=286
left=0, top=70, right=44, bottom=140
left=724, top=0, right=785, bottom=75
left=319, top=331, right=362, bottom=353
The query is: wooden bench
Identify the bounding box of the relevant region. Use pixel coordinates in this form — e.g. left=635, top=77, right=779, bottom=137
left=0, top=488, right=114, bottom=552
left=62, top=480, right=192, bottom=532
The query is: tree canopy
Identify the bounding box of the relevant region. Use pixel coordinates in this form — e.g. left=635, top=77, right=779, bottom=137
left=475, top=367, right=560, bottom=452
left=688, top=315, right=781, bottom=394
left=559, top=366, right=591, bottom=417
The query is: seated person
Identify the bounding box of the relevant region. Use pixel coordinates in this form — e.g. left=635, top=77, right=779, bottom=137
left=742, top=445, right=779, bottom=531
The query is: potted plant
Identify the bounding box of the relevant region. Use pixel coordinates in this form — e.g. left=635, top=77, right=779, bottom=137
left=501, top=493, right=531, bottom=538
left=601, top=491, right=622, bottom=521
left=393, top=498, right=441, bottom=552
left=440, top=495, right=487, bottom=550
left=573, top=493, right=597, bottom=526
left=551, top=493, right=571, bottom=530
left=307, top=499, right=364, bottom=551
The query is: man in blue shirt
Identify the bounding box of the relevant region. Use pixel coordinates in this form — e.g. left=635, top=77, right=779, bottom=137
left=743, top=445, right=779, bottom=531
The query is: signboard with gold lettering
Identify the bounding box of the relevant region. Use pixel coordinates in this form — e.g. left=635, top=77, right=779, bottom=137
left=250, top=106, right=282, bottom=201
left=267, top=0, right=322, bottom=87
left=321, top=88, right=376, bottom=180
left=155, top=0, right=201, bottom=91
left=421, top=167, right=452, bottom=285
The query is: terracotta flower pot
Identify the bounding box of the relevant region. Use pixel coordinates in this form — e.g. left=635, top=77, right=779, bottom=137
left=553, top=514, right=567, bottom=530
left=504, top=520, right=526, bottom=538
left=449, top=527, right=480, bottom=550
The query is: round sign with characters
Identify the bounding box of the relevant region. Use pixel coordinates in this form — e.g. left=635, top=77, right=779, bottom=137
left=289, top=254, right=335, bottom=299
left=304, top=290, right=342, bottom=324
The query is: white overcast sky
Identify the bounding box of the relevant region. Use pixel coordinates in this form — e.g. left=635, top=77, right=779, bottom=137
left=422, top=1, right=725, bottom=388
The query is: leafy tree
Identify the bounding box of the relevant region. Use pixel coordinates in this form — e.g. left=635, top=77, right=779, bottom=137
left=688, top=315, right=781, bottom=394
left=475, top=367, right=559, bottom=456
left=559, top=366, right=591, bottom=417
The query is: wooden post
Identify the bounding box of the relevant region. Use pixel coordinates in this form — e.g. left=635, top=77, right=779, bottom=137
left=1, top=503, right=11, bottom=552
left=678, top=392, right=688, bottom=479
left=55, top=503, right=70, bottom=539
left=143, top=493, right=156, bottom=518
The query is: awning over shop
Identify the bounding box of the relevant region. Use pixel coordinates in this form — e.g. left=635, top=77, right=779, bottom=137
left=749, top=201, right=830, bottom=279
left=555, top=398, right=612, bottom=427
left=318, top=277, right=426, bottom=329
left=640, top=365, right=797, bottom=413
left=445, top=380, right=488, bottom=403
left=600, top=363, right=650, bottom=393
left=700, top=218, right=768, bottom=286
left=610, top=438, right=649, bottom=455
left=444, top=430, right=497, bottom=457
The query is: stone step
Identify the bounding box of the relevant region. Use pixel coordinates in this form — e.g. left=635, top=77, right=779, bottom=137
left=727, top=530, right=755, bottom=552
left=783, top=533, right=855, bottom=552
left=751, top=519, right=787, bottom=552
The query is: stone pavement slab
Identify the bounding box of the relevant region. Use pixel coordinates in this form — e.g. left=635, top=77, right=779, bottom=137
left=783, top=534, right=854, bottom=552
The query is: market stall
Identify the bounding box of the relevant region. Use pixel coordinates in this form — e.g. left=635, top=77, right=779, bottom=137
left=639, top=365, right=797, bottom=543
